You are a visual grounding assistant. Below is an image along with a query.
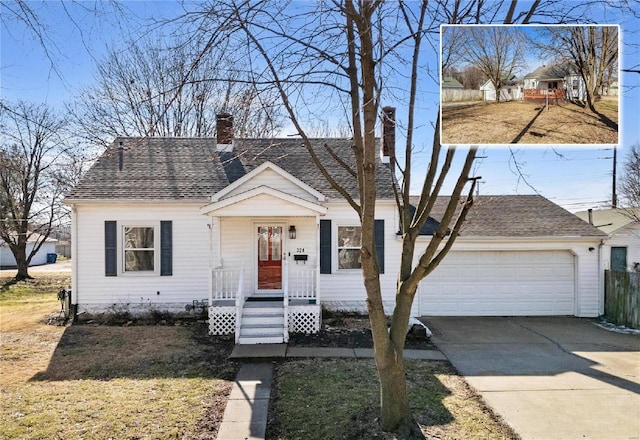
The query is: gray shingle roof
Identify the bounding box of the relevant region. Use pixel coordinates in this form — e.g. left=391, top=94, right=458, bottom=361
left=442, top=76, right=464, bottom=89
left=66, top=137, right=395, bottom=201
left=409, top=195, right=605, bottom=237
left=524, top=64, right=577, bottom=81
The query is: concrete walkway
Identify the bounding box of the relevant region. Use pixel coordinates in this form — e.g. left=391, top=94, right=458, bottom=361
left=229, top=343, right=446, bottom=360
left=218, top=363, right=274, bottom=440
left=220, top=345, right=445, bottom=439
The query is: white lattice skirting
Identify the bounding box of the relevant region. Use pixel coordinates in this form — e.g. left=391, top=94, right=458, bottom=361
left=288, top=305, right=321, bottom=334
left=208, top=306, right=235, bottom=335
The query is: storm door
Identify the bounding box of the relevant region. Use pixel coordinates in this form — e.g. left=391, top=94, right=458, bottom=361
left=257, top=226, right=283, bottom=292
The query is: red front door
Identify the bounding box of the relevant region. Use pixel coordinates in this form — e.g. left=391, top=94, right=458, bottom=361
left=257, top=226, right=282, bottom=290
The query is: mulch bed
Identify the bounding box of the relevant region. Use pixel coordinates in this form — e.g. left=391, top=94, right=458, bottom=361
left=288, top=312, right=435, bottom=350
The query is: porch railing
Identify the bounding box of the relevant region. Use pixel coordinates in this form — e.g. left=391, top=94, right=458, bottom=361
left=523, top=88, right=566, bottom=104
left=288, top=268, right=317, bottom=301
left=211, top=268, right=243, bottom=301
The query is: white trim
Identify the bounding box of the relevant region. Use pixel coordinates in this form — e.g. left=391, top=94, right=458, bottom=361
left=200, top=186, right=328, bottom=216
left=210, top=161, right=326, bottom=202
left=336, top=224, right=363, bottom=271
left=119, top=221, right=161, bottom=276
left=71, top=205, right=78, bottom=306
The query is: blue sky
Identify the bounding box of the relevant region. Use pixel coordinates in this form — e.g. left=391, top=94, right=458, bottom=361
left=1, top=1, right=639, bottom=212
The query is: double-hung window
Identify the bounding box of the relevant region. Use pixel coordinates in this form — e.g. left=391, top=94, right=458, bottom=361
left=338, top=226, right=362, bottom=269
left=123, top=226, right=156, bottom=272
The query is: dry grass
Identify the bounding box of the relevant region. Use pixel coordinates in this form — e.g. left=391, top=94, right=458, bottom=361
left=2, top=275, right=519, bottom=439
left=441, top=98, right=618, bottom=145
left=267, top=358, right=519, bottom=440
left=0, top=274, right=236, bottom=440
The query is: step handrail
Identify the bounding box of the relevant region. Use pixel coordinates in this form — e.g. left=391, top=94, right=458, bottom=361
left=283, top=259, right=289, bottom=342
left=234, top=265, right=245, bottom=344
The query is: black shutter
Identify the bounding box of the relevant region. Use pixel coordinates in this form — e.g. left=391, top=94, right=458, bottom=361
left=105, top=221, right=117, bottom=276
left=160, top=221, right=172, bottom=276
left=374, top=219, right=385, bottom=274
left=319, top=219, right=331, bottom=274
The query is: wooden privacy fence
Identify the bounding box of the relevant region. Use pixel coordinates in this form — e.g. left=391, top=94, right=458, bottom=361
left=442, top=89, right=483, bottom=103
left=604, top=270, right=639, bottom=329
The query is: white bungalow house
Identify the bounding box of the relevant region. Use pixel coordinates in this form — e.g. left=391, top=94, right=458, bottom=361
left=575, top=208, right=640, bottom=273
left=65, top=111, right=606, bottom=344
left=523, top=64, right=588, bottom=102
left=479, top=76, right=523, bottom=101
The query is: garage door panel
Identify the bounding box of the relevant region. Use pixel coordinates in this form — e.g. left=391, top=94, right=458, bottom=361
left=420, top=251, right=575, bottom=316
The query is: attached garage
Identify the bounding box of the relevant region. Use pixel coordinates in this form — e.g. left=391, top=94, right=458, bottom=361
left=419, top=250, right=576, bottom=316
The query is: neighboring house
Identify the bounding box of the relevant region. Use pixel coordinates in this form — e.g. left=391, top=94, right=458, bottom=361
left=442, top=76, right=463, bottom=89
left=523, top=64, right=587, bottom=102
left=66, top=112, right=605, bottom=344
left=575, top=208, right=640, bottom=273
left=601, top=79, right=619, bottom=97
left=0, top=234, right=58, bottom=269
left=479, top=76, right=523, bottom=101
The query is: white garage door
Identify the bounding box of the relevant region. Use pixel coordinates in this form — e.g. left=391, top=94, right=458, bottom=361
left=419, top=250, right=575, bottom=316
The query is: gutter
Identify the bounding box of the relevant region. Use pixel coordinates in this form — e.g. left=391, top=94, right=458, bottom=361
left=64, top=198, right=210, bottom=205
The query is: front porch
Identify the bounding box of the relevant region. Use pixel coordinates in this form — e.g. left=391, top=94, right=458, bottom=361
left=208, top=261, right=321, bottom=343
left=198, top=161, right=329, bottom=344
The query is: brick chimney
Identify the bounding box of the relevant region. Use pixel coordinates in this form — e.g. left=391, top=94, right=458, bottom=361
left=216, top=113, right=234, bottom=152
left=381, top=106, right=395, bottom=164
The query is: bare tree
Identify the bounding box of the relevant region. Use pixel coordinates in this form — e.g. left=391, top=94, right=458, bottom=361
left=1, top=1, right=135, bottom=89
left=459, top=64, right=486, bottom=90
left=619, top=144, right=640, bottom=222
left=174, top=0, right=637, bottom=436
left=532, top=25, right=619, bottom=113
left=176, top=2, right=477, bottom=436
left=0, top=101, right=78, bottom=281
left=69, top=37, right=283, bottom=148
left=453, top=25, right=526, bottom=102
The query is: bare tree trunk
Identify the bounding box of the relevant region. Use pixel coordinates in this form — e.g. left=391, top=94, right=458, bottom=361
left=14, top=250, right=31, bottom=280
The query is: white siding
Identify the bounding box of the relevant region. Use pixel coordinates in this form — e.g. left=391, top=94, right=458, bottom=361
left=74, top=203, right=211, bottom=313
left=602, top=223, right=640, bottom=272
left=218, top=216, right=318, bottom=295
left=72, top=199, right=601, bottom=319
left=319, top=202, right=405, bottom=315
left=224, top=169, right=318, bottom=202
left=212, top=193, right=320, bottom=217
left=481, top=82, right=523, bottom=101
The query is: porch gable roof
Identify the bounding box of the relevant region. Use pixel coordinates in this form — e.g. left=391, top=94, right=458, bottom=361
left=210, top=161, right=326, bottom=203
left=200, top=185, right=328, bottom=217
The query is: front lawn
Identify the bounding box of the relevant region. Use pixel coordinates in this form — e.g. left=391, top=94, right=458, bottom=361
left=267, top=358, right=519, bottom=439
left=0, top=274, right=236, bottom=440
left=1, top=274, right=518, bottom=439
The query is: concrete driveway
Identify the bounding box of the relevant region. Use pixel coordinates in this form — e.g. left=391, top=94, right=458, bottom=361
left=423, top=317, right=640, bottom=440
left=0, top=260, right=71, bottom=277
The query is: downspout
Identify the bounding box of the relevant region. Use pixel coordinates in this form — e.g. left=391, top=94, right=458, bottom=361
left=70, top=204, right=79, bottom=323
left=598, top=238, right=606, bottom=317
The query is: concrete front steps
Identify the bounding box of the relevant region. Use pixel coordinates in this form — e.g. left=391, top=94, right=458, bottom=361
left=238, top=300, right=286, bottom=344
